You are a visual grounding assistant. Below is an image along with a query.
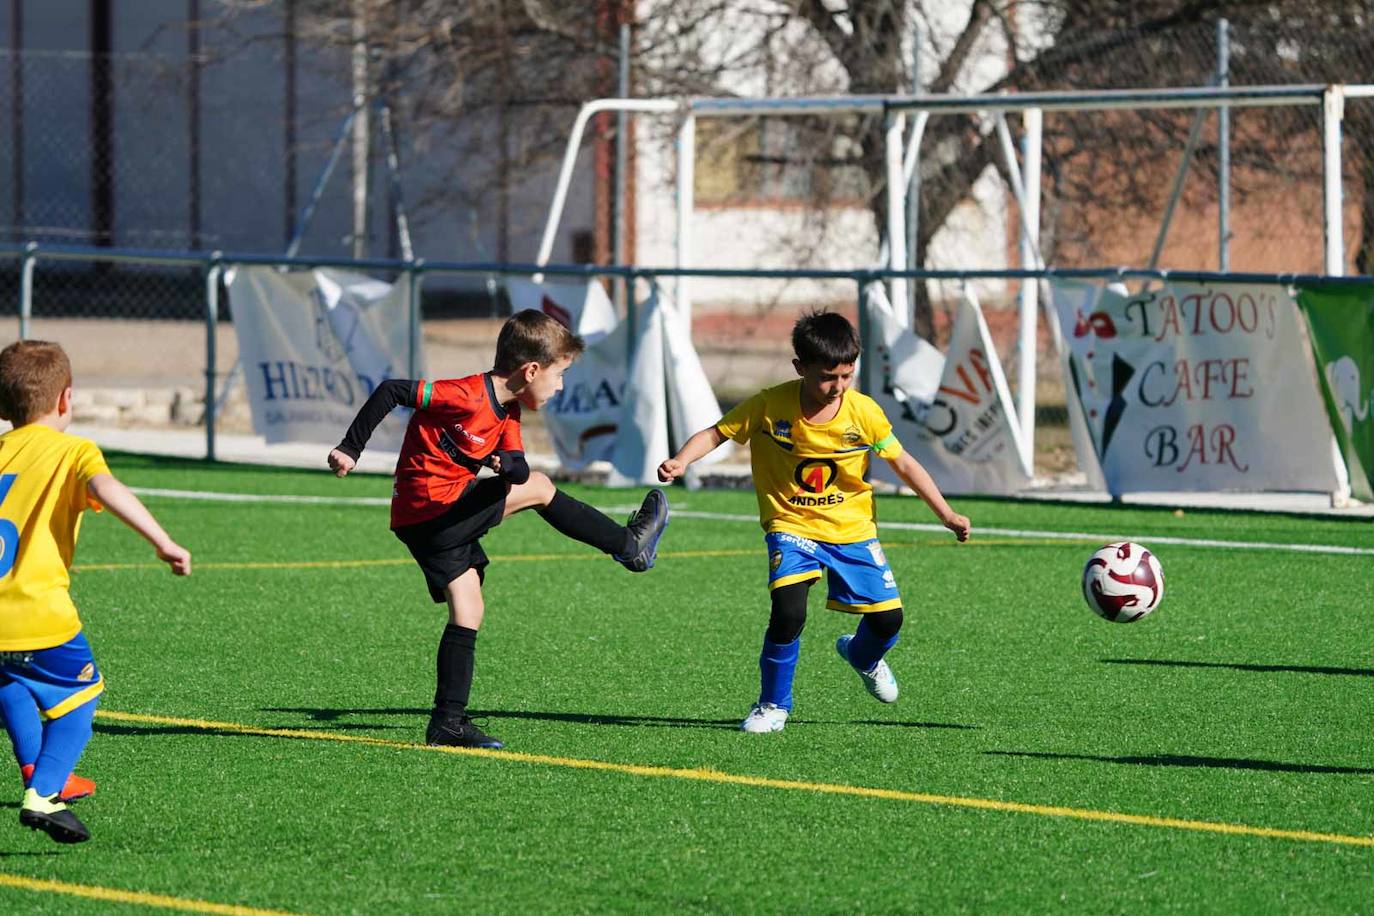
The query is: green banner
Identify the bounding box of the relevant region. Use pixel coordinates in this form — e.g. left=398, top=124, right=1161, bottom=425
left=1295, top=283, right=1374, bottom=501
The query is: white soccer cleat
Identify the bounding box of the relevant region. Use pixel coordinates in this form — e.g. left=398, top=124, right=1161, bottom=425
left=740, top=702, right=789, bottom=733
left=836, top=635, right=899, bottom=703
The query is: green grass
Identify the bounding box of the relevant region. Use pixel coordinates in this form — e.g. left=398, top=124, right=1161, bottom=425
left=1, top=453, right=1370, bottom=913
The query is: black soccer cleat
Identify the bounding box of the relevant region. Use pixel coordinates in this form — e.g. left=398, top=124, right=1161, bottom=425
left=615, top=489, right=669, bottom=572
left=20, top=791, right=91, bottom=844
left=426, top=714, right=505, bottom=750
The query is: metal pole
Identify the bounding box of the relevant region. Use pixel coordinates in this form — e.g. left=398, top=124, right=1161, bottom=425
left=857, top=280, right=872, bottom=395
left=407, top=262, right=423, bottom=379
left=675, top=113, right=694, bottom=333
left=286, top=109, right=357, bottom=259
left=1147, top=106, right=1210, bottom=270
left=884, top=111, right=908, bottom=327
left=204, top=253, right=222, bottom=462
left=1322, top=85, right=1345, bottom=275
left=613, top=22, right=630, bottom=313
left=19, top=243, right=37, bottom=340
left=1217, top=18, right=1231, bottom=271
left=350, top=0, right=369, bottom=259
left=906, top=20, right=923, bottom=317
left=1322, top=84, right=1352, bottom=506
left=1016, top=109, right=1042, bottom=475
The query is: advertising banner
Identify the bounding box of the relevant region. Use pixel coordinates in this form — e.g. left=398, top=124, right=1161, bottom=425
left=226, top=266, right=417, bottom=449
left=1295, top=283, right=1374, bottom=501
left=506, top=279, right=725, bottom=485
left=865, top=285, right=1031, bottom=494
left=1050, top=279, right=1335, bottom=494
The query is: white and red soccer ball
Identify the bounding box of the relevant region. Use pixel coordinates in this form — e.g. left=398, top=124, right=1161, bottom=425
left=1082, top=541, right=1165, bottom=623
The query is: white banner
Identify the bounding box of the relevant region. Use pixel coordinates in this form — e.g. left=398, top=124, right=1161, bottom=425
left=226, top=266, right=417, bottom=449
left=866, top=286, right=1031, bottom=494
left=505, top=279, right=725, bottom=486
left=1050, top=278, right=1335, bottom=493
left=507, top=278, right=625, bottom=470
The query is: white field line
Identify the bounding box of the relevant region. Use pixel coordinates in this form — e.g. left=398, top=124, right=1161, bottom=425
left=130, top=488, right=1374, bottom=558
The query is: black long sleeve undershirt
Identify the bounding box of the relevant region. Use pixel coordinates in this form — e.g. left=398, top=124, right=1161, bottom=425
left=334, top=378, right=417, bottom=460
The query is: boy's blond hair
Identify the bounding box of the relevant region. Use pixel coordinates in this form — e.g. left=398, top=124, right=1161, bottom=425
left=493, top=309, right=585, bottom=373
left=0, top=340, right=72, bottom=424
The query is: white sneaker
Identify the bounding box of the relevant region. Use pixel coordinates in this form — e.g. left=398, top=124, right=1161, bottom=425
left=741, top=702, right=789, bottom=733
left=836, top=635, right=899, bottom=703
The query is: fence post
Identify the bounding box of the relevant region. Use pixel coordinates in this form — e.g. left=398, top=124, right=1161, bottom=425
left=204, top=253, right=222, bottom=462
left=407, top=261, right=424, bottom=379
left=857, top=278, right=871, bottom=395
left=18, top=242, right=37, bottom=340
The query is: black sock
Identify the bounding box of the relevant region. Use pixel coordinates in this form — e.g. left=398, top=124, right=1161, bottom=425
left=537, top=490, right=633, bottom=556
left=434, top=624, right=477, bottom=718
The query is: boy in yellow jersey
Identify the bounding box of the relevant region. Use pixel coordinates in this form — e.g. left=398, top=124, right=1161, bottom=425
left=659, top=311, right=969, bottom=732
left=0, top=341, right=191, bottom=842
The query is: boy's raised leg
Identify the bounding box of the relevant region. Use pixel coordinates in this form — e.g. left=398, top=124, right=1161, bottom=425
left=504, top=473, right=668, bottom=572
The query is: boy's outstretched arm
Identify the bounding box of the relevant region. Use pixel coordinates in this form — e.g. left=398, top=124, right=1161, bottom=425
left=884, top=452, right=971, bottom=542
left=658, top=426, right=727, bottom=482
left=328, top=378, right=416, bottom=477
left=86, top=474, right=192, bottom=574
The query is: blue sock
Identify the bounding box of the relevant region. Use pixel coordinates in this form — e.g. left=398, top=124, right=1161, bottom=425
left=30, top=698, right=96, bottom=799
left=846, top=617, right=899, bottom=673
left=0, top=679, right=43, bottom=767
left=758, top=636, right=800, bottom=711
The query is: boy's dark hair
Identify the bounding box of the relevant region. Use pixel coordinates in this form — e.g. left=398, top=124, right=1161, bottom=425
left=493, top=309, right=586, bottom=373
left=792, top=310, right=860, bottom=367
left=0, top=340, right=72, bottom=424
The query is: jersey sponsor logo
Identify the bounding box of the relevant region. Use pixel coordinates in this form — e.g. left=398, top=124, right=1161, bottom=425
left=775, top=533, right=819, bottom=554
left=452, top=423, right=487, bottom=446
left=793, top=458, right=838, bottom=494
left=0, top=651, right=34, bottom=666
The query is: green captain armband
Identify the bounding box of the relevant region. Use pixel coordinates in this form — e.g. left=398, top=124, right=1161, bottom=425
left=871, top=433, right=899, bottom=455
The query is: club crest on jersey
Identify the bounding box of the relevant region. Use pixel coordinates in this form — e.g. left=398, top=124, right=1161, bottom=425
left=769, top=550, right=783, bottom=572
left=77, top=663, right=96, bottom=682
left=866, top=542, right=888, bottom=567
left=842, top=425, right=863, bottom=447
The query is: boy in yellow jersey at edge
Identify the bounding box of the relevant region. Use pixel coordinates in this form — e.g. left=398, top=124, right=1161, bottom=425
left=0, top=341, right=191, bottom=842
left=658, top=311, right=969, bottom=732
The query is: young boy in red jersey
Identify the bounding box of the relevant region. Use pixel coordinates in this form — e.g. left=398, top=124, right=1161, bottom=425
left=0, top=340, right=192, bottom=842
left=328, top=309, right=668, bottom=749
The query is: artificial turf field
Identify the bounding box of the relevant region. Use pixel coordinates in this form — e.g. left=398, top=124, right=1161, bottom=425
left=1, top=453, right=1371, bottom=914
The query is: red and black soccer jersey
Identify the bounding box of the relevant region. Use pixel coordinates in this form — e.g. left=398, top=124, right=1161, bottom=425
left=333, top=374, right=523, bottom=529
left=391, top=374, right=523, bottom=528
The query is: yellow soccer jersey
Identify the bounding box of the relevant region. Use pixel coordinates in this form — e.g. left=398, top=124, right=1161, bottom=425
left=716, top=381, right=903, bottom=543
left=0, top=424, right=109, bottom=650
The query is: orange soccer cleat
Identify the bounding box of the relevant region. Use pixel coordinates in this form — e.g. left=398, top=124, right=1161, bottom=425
left=20, top=764, right=96, bottom=802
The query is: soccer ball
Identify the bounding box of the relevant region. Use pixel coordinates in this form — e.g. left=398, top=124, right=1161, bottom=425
left=1082, top=541, right=1164, bottom=623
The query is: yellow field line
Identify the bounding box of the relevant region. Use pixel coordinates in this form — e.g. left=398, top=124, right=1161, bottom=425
left=95, top=709, right=1374, bottom=850
left=0, top=872, right=300, bottom=915
left=70, top=541, right=1042, bottom=574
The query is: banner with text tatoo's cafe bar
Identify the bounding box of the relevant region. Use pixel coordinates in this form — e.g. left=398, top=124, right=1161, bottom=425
left=1295, top=282, right=1374, bottom=501
left=1049, top=279, right=1335, bottom=495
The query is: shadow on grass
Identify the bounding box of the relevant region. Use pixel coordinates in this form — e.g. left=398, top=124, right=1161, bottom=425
left=985, top=749, right=1374, bottom=775
left=1102, top=658, right=1374, bottom=678
left=93, top=722, right=405, bottom=741
left=264, top=706, right=978, bottom=731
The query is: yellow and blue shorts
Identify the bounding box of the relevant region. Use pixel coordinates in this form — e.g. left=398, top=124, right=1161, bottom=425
left=0, top=632, right=104, bottom=720
left=765, top=531, right=902, bottom=614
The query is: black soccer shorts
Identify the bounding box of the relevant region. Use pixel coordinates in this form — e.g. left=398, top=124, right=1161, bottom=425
left=393, top=476, right=508, bottom=603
